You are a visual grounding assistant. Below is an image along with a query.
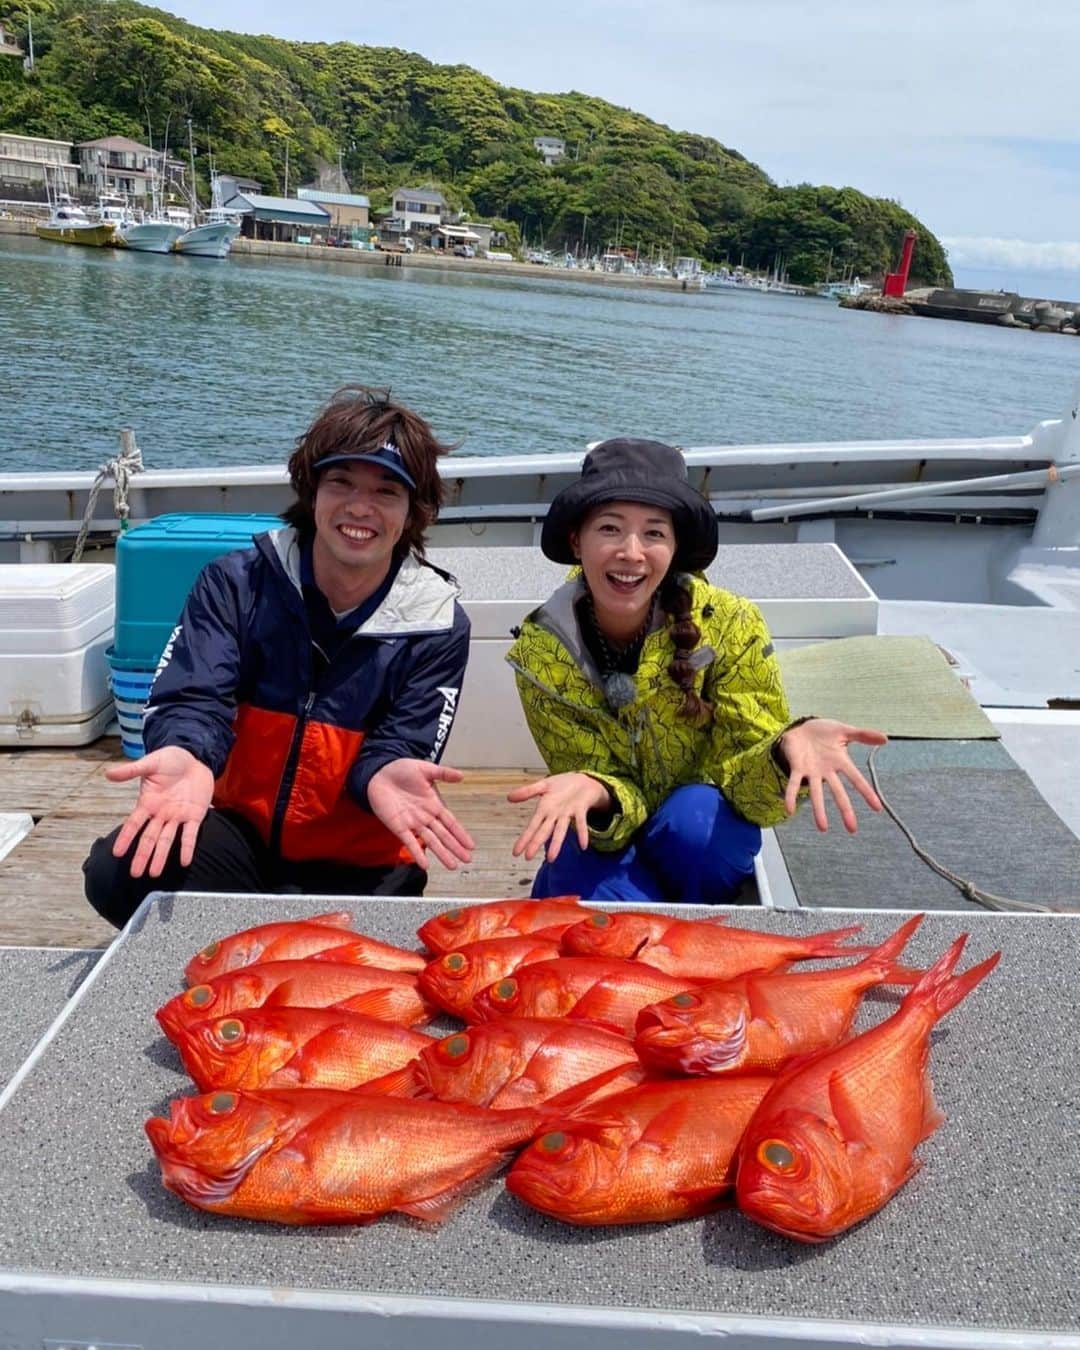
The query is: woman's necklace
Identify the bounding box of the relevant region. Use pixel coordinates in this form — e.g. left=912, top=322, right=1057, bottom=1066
left=583, top=590, right=655, bottom=711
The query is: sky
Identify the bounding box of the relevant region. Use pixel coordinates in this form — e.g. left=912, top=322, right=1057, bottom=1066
left=166, top=0, right=1080, bottom=297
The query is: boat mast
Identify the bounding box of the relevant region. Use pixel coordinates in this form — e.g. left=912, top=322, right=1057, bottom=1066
left=186, top=117, right=198, bottom=217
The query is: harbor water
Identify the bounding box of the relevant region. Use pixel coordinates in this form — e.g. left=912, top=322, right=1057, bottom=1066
left=4, top=232, right=1080, bottom=473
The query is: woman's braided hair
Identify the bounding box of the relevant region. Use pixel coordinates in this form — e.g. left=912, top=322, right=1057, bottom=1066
left=659, top=575, right=713, bottom=725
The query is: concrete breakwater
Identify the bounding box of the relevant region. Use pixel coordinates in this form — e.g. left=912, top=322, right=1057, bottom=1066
left=842, top=285, right=1080, bottom=334
left=1, top=217, right=699, bottom=292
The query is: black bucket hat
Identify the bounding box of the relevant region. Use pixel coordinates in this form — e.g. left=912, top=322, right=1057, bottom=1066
left=541, top=437, right=718, bottom=572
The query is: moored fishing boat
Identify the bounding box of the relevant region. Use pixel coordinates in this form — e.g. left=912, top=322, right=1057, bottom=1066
left=173, top=208, right=241, bottom=258
left=34, top=195, right=115, bottom=247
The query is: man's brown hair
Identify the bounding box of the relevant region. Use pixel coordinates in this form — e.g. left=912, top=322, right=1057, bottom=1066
left=283, top=386, right=454, bottom=559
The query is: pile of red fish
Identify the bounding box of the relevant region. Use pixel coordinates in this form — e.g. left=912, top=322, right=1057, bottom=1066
left=146, top=897, right=1000, bottom=1240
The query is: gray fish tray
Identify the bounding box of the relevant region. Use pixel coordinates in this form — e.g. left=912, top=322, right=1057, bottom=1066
left=0, top=895, right=1077, bottom=1350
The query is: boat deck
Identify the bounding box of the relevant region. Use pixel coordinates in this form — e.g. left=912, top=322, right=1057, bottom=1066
left=0, top=741, right=537, bottom=947
left=0, top=896, right=1076, bottom=1349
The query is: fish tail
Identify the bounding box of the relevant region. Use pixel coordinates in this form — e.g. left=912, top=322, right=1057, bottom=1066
left=803, top=923, right=866, bottom=957
left=858, top=913, right=926, bottom=984
left=903, top=934, right=1002, bottom=1024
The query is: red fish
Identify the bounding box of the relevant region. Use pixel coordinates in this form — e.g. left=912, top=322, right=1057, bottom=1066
left=507, top=1076, right=775, bottom=1226
left=387, top=1018, right=646, bottom=1110
left=157, top=960, right=434, bottom=1044
left=146, top=1088, right=546, bottom=1224
left=169, top=1006, right=432, bottom=1092
left=635, top=914, right=925, bottom=1075
left=418, top=935, right=563, bottom=1020
left=418, top=896, right=595, bottom=954
left=471, top=958, right=708, bottom=1036
left=561, top=910, right=868, bottom=981
left=183, top=911, right=356, bottom=984
left=736, top=933, right=1001, bottom=1243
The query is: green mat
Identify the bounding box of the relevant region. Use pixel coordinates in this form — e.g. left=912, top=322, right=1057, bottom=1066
left=777, top=634, right=999, bottom=739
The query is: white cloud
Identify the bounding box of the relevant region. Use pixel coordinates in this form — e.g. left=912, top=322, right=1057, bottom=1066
left=942, top=237, right=1080, bottom=273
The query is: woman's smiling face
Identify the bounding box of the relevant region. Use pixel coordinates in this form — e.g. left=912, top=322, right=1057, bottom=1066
left=571, top=501, right=676, bottom=640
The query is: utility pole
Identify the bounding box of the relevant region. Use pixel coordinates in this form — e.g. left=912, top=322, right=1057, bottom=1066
left=24, top=7, right=34, bottom=71
left=284, top=141, right=289, bottom=198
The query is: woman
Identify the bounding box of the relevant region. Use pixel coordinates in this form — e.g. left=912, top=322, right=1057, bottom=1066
left=505, top=437, right=886, bottom=902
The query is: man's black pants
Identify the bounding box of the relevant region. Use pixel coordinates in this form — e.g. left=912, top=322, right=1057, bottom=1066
left=83, top=807, right=427, bottom=930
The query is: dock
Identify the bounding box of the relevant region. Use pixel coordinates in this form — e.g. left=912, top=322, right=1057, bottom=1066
left=0, top=741, right=536, bottom=947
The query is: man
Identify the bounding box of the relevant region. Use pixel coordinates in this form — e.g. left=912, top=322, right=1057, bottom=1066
left=84, top=387, right=473, bottom=928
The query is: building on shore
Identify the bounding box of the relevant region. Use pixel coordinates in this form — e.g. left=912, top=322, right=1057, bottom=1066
left=227, top=192, right=331, bottom=242
left=0, top=132, right=78, bottom=196
left=75, top=137, right=183, bottom=203
left=297, top=187, right=370, bottom=236
left=378, top=185, right=449, bottom=246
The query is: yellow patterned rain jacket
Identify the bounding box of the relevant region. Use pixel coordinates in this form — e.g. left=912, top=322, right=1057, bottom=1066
left=506, top=572, right=796, bottom=851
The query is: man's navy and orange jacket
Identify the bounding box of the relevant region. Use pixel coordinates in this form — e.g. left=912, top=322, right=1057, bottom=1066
left=142, top=527, right=470, bottom=870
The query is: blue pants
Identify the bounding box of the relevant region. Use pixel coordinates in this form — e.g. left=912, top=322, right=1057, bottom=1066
left=531, top=784, right=761, bottom=904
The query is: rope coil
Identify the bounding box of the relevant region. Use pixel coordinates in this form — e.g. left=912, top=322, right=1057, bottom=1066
left=71, top=429, right=143, bottom=563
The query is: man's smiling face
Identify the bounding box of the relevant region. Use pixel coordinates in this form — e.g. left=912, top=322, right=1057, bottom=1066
left=312, top=459, right=411, bottom=594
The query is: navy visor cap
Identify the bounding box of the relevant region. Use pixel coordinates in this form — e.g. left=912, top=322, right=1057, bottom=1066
left=313, top=442, right=417, bottom=490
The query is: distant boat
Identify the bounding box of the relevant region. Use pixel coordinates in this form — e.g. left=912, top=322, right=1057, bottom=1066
left=818, top=276, right=875, bottom=299
left=173, top=166, right=240, bottom=259
left=118, top=216, right=187, bottom=254
left=35, top=196, right=115, bottom=248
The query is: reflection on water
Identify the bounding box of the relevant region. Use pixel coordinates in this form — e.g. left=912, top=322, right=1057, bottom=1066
left=3, top=234, right=1077, bottom=472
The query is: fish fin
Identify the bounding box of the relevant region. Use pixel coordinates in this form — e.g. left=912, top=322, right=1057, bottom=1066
left=902, top=937, right=1002, bottom=1025
left=855, top=914, right=924, bottom=981
left=541, top=1063, right=644, bottom=1113
left=352, top=1062, right=423, bottom=1097
left=919, top=1069, right=947, bottom=1141
left=533, top=923, right=576, bottom=940
left=827, top=1069, right=871, bottom=1144
left=332, top=988, right=410, bottom=1020
left=308, top=911, right=356, bottom=930
left=637, top=1098, right=695, bottom=1152
left=670, top=1182, right=732, bottom=1210
left=564, top=1000, right=629, bottom=1036
left=398, top=1152, right=513, bottom=1223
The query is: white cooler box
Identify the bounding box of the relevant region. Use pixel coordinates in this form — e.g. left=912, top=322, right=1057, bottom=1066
left=0, top=564, right=116, bottom=747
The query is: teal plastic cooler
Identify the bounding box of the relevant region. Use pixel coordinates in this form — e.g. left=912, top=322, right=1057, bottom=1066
left=113, top=513, right=282, bottom=666
left=108, top=513, right=280, bottom=756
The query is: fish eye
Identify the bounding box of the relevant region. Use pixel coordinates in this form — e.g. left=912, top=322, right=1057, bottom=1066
left=671, top=993, right=698, bottom=1008
left=758, top=1139, right=798, bottom=1174
left=442, top=952, right=468, bottom=975
left=216, top=1019, right=244, bottom=1044
left=492, top=979, right=517, bottom=1003
left=537, top=1131, right=572, bottom=1157
left=198, top=941, right=220, bottom=960
left=187, top=985, right=214, bottom=1008
left=589, top=913, right=612, bottom=928
left=441, top=1034, right=470, bottom=1060
left=441, top=909, right=464, bottom=925
left=208, top=1092, right=237, bottom=1115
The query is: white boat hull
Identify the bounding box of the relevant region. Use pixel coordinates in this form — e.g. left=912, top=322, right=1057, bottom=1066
left=118, top=221, right=186, bottom=254
left=174, top=221, right=240, bottom=258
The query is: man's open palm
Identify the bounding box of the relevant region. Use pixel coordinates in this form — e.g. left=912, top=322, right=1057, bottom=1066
left=105, top=746, right=215, bottom=878
left=368, top=759, right=475, bottom=870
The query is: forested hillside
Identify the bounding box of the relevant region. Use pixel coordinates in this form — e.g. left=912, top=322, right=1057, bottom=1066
left=0, top=0, right=952, bottom=285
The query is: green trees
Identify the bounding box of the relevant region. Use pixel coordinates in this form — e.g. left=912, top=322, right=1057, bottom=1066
left=0, top=0, right=952, bottom=286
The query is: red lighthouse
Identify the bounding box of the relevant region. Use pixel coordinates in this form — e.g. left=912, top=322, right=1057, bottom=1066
left=882, top=230, right=917, bottom=298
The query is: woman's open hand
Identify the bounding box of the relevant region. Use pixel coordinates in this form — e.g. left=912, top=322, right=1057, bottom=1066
left=780, top=718, right=887, bottom=833
left=507, top=772, right=613, bottom=863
